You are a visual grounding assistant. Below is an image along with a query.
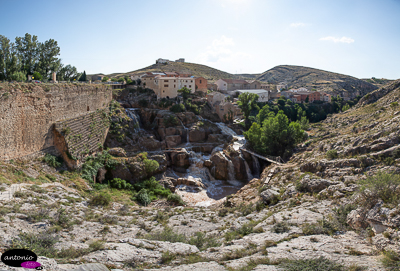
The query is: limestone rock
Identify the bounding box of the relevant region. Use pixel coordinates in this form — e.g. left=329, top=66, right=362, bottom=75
left=210, top=152, right=229, bottom=180
left=165, top=135, right=182, bottom=148
left=108, top=147, right=127, bottom=157
left=260, top=188, right=280, bottom=205
left=299, top=175, right=334, bottom=193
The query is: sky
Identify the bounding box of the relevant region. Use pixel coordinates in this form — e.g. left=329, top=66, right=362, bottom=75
left=1, top=0, right=399, bottom=79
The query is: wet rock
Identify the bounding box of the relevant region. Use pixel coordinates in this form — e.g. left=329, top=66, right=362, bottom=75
left=165, top=135, right=182, bottom=148
left=189, top=127, right=206, bottom=142
left=204, top=159, right=213, bottom=168
left=168, top=150, right=190, bottom=168
left=231, top=156, right=248, bottom=181
left=210, top=152, right=229, bottom=180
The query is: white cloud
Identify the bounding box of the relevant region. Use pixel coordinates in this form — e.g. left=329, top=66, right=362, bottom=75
left=290, top=22, right=306, bottom=28
left=320, top=36, right=355, bottom=43
left=196, top=35, right=251, bottom=66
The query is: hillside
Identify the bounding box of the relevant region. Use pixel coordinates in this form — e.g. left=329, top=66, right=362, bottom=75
left=256, top=65, right=378, bottom=98
left=111, top=62, right=240, bottom=82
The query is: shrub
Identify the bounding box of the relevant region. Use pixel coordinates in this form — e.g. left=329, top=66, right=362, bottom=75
left=145, top=227, right=187, bottom=243
left=272, top=221, right=290, bottom=233
left=8, top=232, right=59, bottom=258
left=143, top=158, right=159, bottom=174
left=302, top=219, right=337, bottom=235
left=358, top=172, right=400, bottom=207
left=188, top=232, right=221, bottom=251
left=167, top=194, right=185, bottom=205
left=43, top=154, right=63, bottom=168
left=136, top=189, right=151, bottom=206
left=280, top=257, right=345, bottom=271
left=381, top=250, right=400, bottom=270
left=390, top=102, right=399, bottom=108
left=326, top=149, right=338, bottom=160
left=89, top=192, right=111, bottom=206
left=109, top=178, right=133, bottom=190
left=161, top=251, right=176, bottom=264
left=163, top=115, right=180, bottom=127
left=170, top=103, right=185, bottom=113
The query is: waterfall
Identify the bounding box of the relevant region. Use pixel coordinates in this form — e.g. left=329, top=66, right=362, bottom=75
left=244, top=160, right=253, bottom=181
left=215, top=122, right=246, bottom=151
left=176, top=117, right=190, bottom=144
left=126, top=108, right=142, bottom=132
left=252, top=155, right=260, bottom=178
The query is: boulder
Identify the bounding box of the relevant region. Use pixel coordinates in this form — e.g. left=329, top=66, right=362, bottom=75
left=168, top=150, right=190, bottom=168
left=96, top=167, right=107, bottom=184
left=231, top=156, right=247, bottom=181
left=210, top=152, right=229, bottom=180
left=108, top=147, right=126, bottom=157
left=165, top=135, right=182, bottom=148
left=109, top=163, right=133, bottom=182
left=139, top=136, right=162, bottom=151
left=299, top=175, right=334, bottom=193
left=365, top=200, right=400, bottom=234
left=159, top=177, right=176, bottom=192
left=347, top=208, right=368, bottom=230
left=260, top=188, right=280, bottom=205
left=149, top=154, right=168, bottom=173
left=204, top=159, right=213, bottom=168
left=189, top=127, right=206, bottom=142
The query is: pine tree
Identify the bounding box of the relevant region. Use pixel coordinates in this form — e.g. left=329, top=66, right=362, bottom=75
left=79, top=70, right=87, bottom=81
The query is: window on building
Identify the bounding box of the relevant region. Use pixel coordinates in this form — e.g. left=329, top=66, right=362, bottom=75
left=189, top=85, right=191, bottom=88
left=164, top=80, right=168, bottom=82
left=200, top=80, right=202, bottom=83
left=164, top=84, right=168, bottom=87
left=174, top=85, right=176, bottom=88
left=184, top=85, right=186, bottom=87
left=191, top=80, right=193, bottom=82
left=174, top=80, right=176, bottom=82
left=163, top=90, right=165, bottom=93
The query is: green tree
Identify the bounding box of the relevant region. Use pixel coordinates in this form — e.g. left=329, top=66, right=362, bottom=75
left=244, top=110, right=304, bottom=158
left=32, top=71, right=42, bottom=81
left=36, top=38, right=61, bottom=79
left=79, top=70, right=87, bottom=81
left=111, top=77, right=117, bottom=82
left=177, top=87, right=191, bottom=99
left=0, top=35, right=20, bottom=80
left=10, top=71, right=26, bottom=81
left=342, top=104, right=350, bottom=111
left=15, top=33, right=39, bottom=75
left=305, top=96, right=309, bottom=103
left=101, top=76, right=109, bottom=82
left=117, top=77, right=124, bottom=83
left=57, top=64, right=79, bottom=81
left=237, top=92, right=259, bottom=129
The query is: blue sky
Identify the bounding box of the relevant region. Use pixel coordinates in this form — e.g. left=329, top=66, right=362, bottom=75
left=1, top=0, right=399, bottom=79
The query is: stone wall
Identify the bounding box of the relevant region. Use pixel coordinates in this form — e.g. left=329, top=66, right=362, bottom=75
left=0, top=83, right=112, bottom=160
left=54, top=109, right=110, bottom=169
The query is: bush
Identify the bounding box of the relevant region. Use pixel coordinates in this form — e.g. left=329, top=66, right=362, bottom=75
left=136, top=189, right=151, bottom=206
left=89, top=192, right=111, bottom=206
left=170, top=103, right=185, bottom=113
left=8, top=232, right=59, bottom=258
left=145, top=226, right=187, bottom=243
left=358, top=172, right=400, bottom=207
left=326, top=149, right=338, bottom=160
left=188, top=232, right=221, bottom=251
left=167, top=194, right=185, bottom=205
left=43, top=154, right=63, bottom=168
left=109, top=178, right=133, bottom=190
left=302, top=219, right=337, bottom=235
left=280, top=257, right=345, bottom=271
left=163, top=115, right=180, bottom=127
left=381, top=250, right=400, bottom=270
left=272, top=221, right=290, bottom=233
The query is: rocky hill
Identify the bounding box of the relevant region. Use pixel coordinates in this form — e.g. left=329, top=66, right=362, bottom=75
left=111, top=62, right=240, bottom=82
left=256, top=65, right=378, bottom=99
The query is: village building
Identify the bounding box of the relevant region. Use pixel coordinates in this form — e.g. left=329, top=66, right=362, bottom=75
left=246, top=80, right=262, bottom=89
left=276, top=82, right=288, bottom=91
left=235, top=89, right=269, bottom=102
left=195, top=77, right=208, bottom=93
left=215, top=79, right=250, bottom=93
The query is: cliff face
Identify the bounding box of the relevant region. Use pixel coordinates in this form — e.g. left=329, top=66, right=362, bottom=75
left=0, top=83, right=112, bottom=160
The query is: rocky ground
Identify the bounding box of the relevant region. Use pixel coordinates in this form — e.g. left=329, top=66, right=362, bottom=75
left=1, top=81, right=400, bottom=270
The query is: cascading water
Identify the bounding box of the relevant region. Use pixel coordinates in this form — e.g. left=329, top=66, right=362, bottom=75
left=244, top=160, right=253, bottom=180
left=176, top=117, right=190, bottom=143
left=252, top=155, right=260, bottom=178
left=126, top=108, right=142, bottom=133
